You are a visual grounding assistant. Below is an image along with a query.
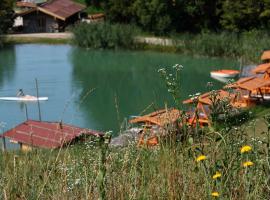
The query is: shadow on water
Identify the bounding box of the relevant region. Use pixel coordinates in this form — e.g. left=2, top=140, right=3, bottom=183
left=70, top=48, right=238, bottom=133
left=0, top=45, right=16, bottom=87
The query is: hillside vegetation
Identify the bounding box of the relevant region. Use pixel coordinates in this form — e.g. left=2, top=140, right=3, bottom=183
left=76, top=0, right=270, bottom=34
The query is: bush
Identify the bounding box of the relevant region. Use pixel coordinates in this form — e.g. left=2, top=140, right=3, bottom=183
left=72, top=22, right=139, bottom=49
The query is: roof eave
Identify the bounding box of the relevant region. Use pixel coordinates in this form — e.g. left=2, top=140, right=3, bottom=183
left=37, top=7, right=66, bottom=21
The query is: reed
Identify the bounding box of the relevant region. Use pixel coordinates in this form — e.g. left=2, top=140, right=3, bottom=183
left=172, top=30, right=270, bottom=63
left=72, top=22, right=139, bottom=49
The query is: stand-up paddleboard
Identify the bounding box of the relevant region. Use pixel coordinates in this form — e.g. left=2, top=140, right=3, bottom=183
left=0, top=95, right=48, bottom=101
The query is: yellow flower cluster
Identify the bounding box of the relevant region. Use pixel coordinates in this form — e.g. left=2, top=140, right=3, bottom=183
left=196, top=155, right=206, bottom=162
left=212, top=172, right=221, bottom=179
left=240, top=145, right=252, bottom=153
left=243, top=161, right=254, bottom=167
left=211, top=192, right=219, bottom=197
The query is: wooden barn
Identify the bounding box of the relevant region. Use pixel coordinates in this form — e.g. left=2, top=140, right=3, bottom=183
left=16, top=0, right=85, bottom=33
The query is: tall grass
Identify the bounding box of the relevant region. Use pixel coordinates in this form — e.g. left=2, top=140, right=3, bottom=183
left=72, top=22, right=139, bottom=49
left=172, top=30, right=270, bottom=63
left=0, top=122, right=269, bottom=199
left=1, top=65, right=270, bottom=199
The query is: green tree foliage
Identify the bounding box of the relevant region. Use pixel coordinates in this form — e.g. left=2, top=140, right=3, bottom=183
left=220, top=0, right=262, bottom=31
left=0, top=0, right=14, bottom=34
left=259, top=0, right=270, bottom=28
left=131, top=0, right=172, bottom=34
left=103, top=0, right=135, bottom=23
left=85, top=0, right=101, bottom=7
left=172, top=0, right=220, bottom=31
left=102, top=0, right=270, bottom=33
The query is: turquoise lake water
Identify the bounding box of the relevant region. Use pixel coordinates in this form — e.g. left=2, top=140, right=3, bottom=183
left=0, top=44, right=238, bottom=137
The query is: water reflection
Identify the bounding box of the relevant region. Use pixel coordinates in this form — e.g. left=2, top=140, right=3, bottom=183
left=70, top=48, right=237, bottom=132
left=0, top=46, right=16, bottom=87
left=71, top=50, right=171, bottom=132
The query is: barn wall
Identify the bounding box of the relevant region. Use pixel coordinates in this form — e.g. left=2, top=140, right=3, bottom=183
left=23, top=11, right=59, bottom=33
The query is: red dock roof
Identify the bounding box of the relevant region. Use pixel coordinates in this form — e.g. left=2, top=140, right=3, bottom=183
left=2, top=120, right=103, bottom=149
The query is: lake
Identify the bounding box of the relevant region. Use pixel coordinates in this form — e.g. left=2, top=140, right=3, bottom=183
left=0, top=44, right=238, bottom=136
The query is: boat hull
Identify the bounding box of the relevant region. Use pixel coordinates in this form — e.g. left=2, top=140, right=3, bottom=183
left=210, top=70, right=239, bottom=78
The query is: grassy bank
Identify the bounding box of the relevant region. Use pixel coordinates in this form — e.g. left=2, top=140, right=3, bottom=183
left=2, top=29, right=270, bottom=63
left=2, top=37, right=70, bottom=45
left=1, top=116, right=269, bottom=199
left=71, top=23, right=270, bottom=63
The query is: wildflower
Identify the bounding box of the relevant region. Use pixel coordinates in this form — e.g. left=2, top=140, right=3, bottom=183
left=240, top=145, right=252, bottom=153
left=157, top=68, right=166, bottom=73
left=211, top=192, right=219, bottom=197
left=243, top=161, right=254, bottom=167
left=173, top=64, right=183, bottom=71
left=74, top=178, right=81, bottom=185
left=212, top=172, right=221, bottom=179
left=196, top=155, right=207, bottom=162
left=206, top=82, right=213, bottom=87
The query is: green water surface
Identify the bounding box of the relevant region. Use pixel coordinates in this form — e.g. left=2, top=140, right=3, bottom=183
left=0, top=44, right=238, bottom=135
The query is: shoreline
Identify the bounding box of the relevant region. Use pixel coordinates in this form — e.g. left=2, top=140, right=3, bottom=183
left=1, top=33, right=72, bottom=45
left=1, top=32, right=258, bottom=64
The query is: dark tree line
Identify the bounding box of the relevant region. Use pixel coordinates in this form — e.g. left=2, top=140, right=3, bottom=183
left=88, top=0, right=270, bottom=34
left=0, top=0, right=14, bottom=34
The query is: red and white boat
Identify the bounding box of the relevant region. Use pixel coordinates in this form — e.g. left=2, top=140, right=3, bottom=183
left=210, top=69, right=240, bottom=78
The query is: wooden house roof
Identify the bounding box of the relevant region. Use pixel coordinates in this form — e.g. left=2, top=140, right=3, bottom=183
left=129, top=109, right=181, bottom=127
left=39, top=0, right=85, bottom=20
left=2, top=120, right=103, bottom=149
left=17, top=0, right=85, bottom=21
left=183, top=90, right=234, bottom=105
left=252, top=63, right=270, bottom=74
left=16, top=2, right=37, bottom=8
left=227, top=77, right=270, bottom=91
left=261, top=50, right=270, bottom=61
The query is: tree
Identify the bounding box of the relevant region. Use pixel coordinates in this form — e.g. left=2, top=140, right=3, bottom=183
left=85, top=0, right=101, bottom=7
left=173, top=0, right=221, bottom=32
left=131, top=0, right=172, bottom=34
left=220, top=0, right=262, bottom=31
left=0, top=0, right=14, bottom=34
left=103, top=0, right=135, bottom=23
left=259, top=0, right=270, bottom=29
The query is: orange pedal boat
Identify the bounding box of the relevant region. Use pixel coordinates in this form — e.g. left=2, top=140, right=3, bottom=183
left=210, top=69, right=240, bottom=78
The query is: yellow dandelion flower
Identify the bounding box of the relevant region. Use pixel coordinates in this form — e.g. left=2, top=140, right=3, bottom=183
left=240, top=145, right=252, bottom=153
left=212, top=172, right=222, bottom=179
left=243, top=161, right=254, bottom=167
left=211, top=192, right=219, bottom=197
left=196, top=155, right=206, bottom=162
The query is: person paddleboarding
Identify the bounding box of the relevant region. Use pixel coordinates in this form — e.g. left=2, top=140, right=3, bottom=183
left=16, top=89, right=25, bottom=97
